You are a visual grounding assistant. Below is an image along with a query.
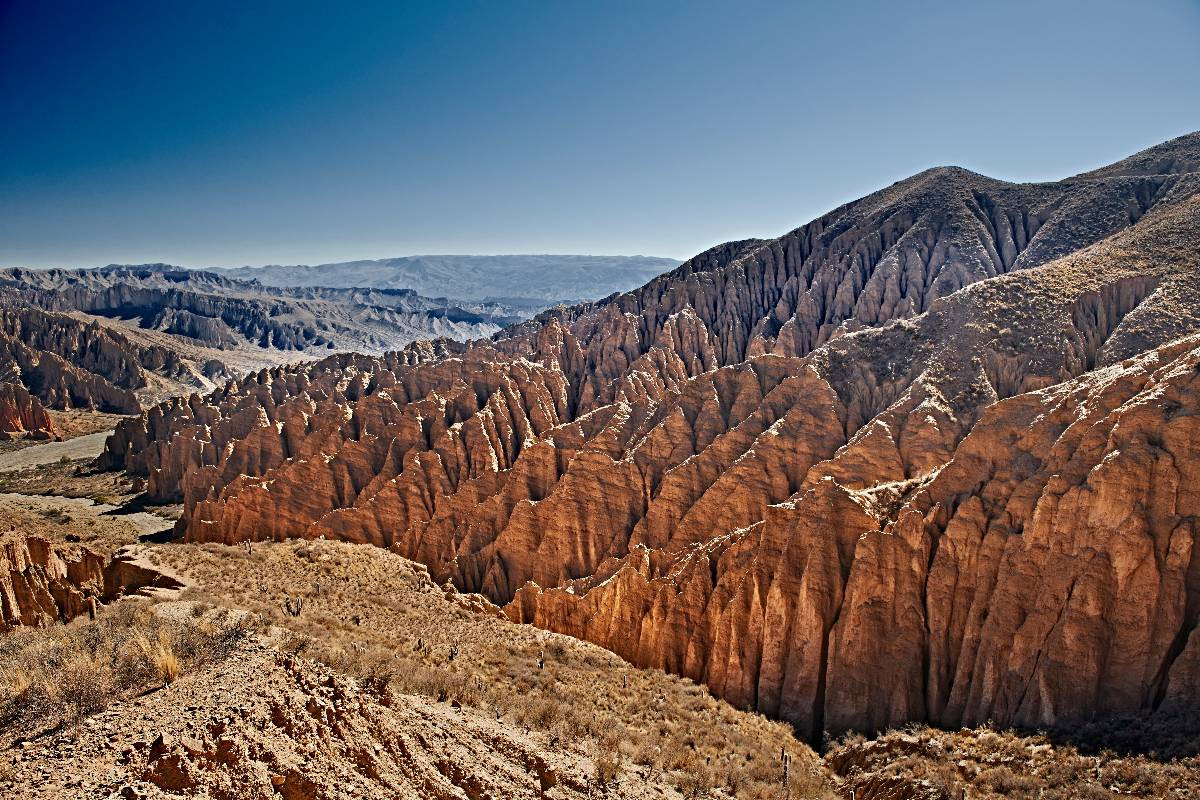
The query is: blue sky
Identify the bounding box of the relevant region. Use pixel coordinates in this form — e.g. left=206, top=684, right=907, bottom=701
left=2, top=0, right=1199, bottom=268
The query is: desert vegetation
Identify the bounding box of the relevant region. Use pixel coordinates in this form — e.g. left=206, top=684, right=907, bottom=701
left=160, top=538, right=833, bottom=798
left=826, top=721, right=1200, bottom=799
left=0, top=599, right=257, bottom=746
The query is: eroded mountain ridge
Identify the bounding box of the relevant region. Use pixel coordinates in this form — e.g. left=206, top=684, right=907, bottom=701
left=103, top=132, right=1200, bottom=739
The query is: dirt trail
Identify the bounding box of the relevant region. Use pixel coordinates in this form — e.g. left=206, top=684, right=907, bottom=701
left=0, top=431, right=110, bottom=472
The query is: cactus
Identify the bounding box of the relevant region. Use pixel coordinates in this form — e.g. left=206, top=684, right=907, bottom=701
left=281, top=595, right=303, bottom=617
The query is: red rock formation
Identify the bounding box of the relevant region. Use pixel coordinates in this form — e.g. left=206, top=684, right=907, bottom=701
left=0, top=534, right=106, bottom=628
left=0, top=382, right=55, bottom=436
left=102, top=132, right=1200, bottom=736
left=0, top=534, right=182, bottom=630
left=0, top=304, right=185, bottom=413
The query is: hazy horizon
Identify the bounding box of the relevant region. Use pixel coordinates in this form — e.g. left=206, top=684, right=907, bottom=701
left=3, top=0, right=1199, bottom=269
left=66, top=253, right=684, bottom=272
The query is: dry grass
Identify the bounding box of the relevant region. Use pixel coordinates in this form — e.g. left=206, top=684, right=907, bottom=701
left=162, top=538, right=835, bottom=798
left=826, top=722, right=1200, bottom=800
left=0, top=599, right=258, bottom=744
left=131, top=627, right=181, bottom=685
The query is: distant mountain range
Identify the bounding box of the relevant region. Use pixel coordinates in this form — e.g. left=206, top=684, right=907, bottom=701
left=214, top=254, right=681, bottom=307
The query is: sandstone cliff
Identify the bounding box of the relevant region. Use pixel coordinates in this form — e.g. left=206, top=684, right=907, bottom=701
left=102, top=131, right=1200, bottom=737
left=0, top=303, right=193, bottom=413
left=0, top=382, right=55, bottom=436
left=0, top=534, right=179, bottom=630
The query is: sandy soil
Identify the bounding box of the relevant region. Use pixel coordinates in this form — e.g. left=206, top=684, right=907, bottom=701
left=0, top=492, right=171, bottom=553
left=0, top=432, right=111, bottom=472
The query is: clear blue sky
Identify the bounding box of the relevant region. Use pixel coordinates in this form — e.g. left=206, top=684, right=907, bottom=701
left=2, top=0, right=1199, bottom=268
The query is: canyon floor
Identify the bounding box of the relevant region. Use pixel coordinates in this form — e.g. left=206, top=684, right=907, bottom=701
left=1, top=421, right=1197, bottom=799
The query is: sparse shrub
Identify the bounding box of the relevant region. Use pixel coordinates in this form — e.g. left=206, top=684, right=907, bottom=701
left=979, top=765, right=1040, bottom=794
left=592, top=737, right=622, bottom=788
left=0, top=669, right=32, bottom=704
left=673, top=754, right=716, bottom=798
left=356, top=654, right=400, bottom=698
left=132, top=628, right=180, bottom=685
left=57, top=652, right=113, bottom=721
left=631, top=737, right=663, bottom=770
left=0, top=601, right=252, bottom=738
left=513, top=694, right=564, bottom=730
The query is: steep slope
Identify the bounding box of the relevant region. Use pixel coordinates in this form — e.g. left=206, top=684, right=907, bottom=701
left=0, top=304, right=191, bottom=413
left=1076, top=130, right=1200, bottom=179
left=102, top=133, right=1200, bottom=738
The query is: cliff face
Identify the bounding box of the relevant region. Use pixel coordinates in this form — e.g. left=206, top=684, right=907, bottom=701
left=511, top=331, right=1200, bottom=738
left=102, top=132, right=1200, bottom=736
left=0, top=382, right=54, bottom=435
left=0, top=534, right=183, bottom=630
left=0, top=304, right=190, bottom=413
left=0, top=534, right=107, bottom=629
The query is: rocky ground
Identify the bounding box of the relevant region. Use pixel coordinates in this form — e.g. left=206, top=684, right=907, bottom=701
left=4, top=617, right=703, bottom=799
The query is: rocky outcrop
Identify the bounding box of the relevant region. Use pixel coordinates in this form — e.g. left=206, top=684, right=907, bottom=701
left=0, top=382, right=55, bottom=436
left=0, top=265, right=517, bottom=354
left=0, top=303, right=191, bottom=412
left=0, top=534, right=182, bottom=630
left=512, top=332, right=1200, bottom=739
left=0, top=534, right=106, bottom=628
left=101, top=132, right=1200, bottom=737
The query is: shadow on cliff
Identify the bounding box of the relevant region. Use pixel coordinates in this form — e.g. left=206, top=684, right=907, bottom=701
left=1038, top=710, right=1200, bottom=760
left=99, top=492, right=181, bottom=544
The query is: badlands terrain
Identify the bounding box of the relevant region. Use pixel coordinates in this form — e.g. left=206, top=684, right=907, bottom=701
left=2, top=133, right=1200, bottom=798
left=0, top=255, right=657, bottom=443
